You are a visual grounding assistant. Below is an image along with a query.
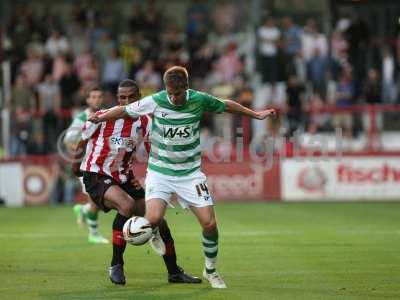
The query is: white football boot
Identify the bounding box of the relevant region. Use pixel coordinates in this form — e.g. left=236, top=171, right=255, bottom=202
left=203, top=269, right=227, bottom=288
left=149, top=227, right=166, bottom=256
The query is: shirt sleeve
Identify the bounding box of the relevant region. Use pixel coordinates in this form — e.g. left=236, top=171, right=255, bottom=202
left=63, top=117, right=85, bottom=145
left=81, top=121, right=100, bottom=141
left=201, top=92, right=226, bottom=113
left=139, top=116, right=151, bottom=154
left=124, top=95, right=157, bottom=118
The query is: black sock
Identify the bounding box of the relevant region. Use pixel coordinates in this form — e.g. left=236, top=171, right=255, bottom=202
left=111, top=213, right=128, bottom=266
left=159, top=219, right=180, bottom=274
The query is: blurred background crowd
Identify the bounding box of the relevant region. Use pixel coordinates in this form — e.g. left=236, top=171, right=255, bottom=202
left=1, top=0, right=400, bottom=159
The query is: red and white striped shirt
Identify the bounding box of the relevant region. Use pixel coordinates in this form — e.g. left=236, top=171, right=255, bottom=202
left=80, top=111, right=151, bottom=183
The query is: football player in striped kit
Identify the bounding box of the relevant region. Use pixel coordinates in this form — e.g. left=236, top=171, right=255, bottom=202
left=73, top=79, right=200, bottom=285
left=89, top=67, right=276, bottom=288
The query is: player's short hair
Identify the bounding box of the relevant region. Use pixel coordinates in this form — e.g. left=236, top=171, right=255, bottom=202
left=163, top=66, right=189, bottom=89
left=86, top=86, right=102, bottom=98
left=118, top=79, right=140, bottom=95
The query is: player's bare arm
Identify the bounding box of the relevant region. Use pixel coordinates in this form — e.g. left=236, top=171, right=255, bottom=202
left=88, top=106, right=128, bottom=123
left=72, top=139, right=88, bottom=177
left=223, top=99, right=276, bottom=120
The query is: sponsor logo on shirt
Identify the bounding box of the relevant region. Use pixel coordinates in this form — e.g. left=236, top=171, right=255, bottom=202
left=163, top=125, right=194, bottom=141
left=110, top=137, right=135, bottom=149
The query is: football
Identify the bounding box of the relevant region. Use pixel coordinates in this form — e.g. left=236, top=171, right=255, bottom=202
left=122, top=216, right=153, bottom=245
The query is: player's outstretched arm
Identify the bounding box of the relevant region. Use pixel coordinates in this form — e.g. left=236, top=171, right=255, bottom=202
left=224, top=100, right=276, bottom=120
left=88, top=106, right=128, bottom=123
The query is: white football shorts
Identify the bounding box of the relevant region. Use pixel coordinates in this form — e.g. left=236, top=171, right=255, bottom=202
left=144, top=170, right=214, bottom=209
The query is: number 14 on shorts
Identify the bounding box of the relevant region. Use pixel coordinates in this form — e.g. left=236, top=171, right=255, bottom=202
left=195, top=182, right=211, bottom=201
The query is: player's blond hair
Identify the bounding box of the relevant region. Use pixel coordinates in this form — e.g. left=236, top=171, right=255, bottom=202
left=163, top=66, right=189, bottom=89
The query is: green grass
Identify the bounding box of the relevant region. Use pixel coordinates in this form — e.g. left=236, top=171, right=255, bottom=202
left=0, top=202, right=399, bottom=300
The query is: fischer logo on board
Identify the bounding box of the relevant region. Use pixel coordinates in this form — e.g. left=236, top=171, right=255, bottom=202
left=337, top=163, right=400, bottom=183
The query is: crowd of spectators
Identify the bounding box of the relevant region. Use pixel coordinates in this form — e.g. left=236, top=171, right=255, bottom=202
left=3, top=1, right=400, bottom=159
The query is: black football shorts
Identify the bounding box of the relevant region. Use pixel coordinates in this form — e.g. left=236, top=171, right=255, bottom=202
left=82, top=172, right=145, bottom=212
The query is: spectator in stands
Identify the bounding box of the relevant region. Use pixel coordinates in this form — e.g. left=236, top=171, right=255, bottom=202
left=257, top=17, right=280, bottom=85
left=307, top=48, right=329, bottom=96
left=6, top=10, right=33, bottom=63
left=361, top=68, right=384, bottom=137
left=101, top=48, right=127, bottom=93
left=142, top=1, right=162, bottom=45
left=74, top=45, right=92, bottom=80
left=186, top=0, right=209, bottom=56
left=128, top=4, right=145, bottom=34
left=37, top=74, right=61, bottom=152
left=282, top=17, right=302, bottom=61
left=212, top=1, right=240, bottom=35
left=161, top=26, right=189, bottom=67
left=189, top=43, right=214, bottom=85
left=291, top=52, right=307, bottom=83
left=9, top=75, right=35, bottom=156
left=215, top=43, right=242, bottom=84
left=52, top=53, right=71, bottom=82
left=59, top=61, right=80, bottom=113
left=45, top=29, right=70, bottom=59
left=135, top=60, right=161, bottom=96
left=253, top=18, right=282, bottom=139
left=20, top=47, right=44, bottom=88
left=94, top=31, right=116, bottom=65
left=4, top=2, right=400, bottom=161
left=119, top=34, right=142, bottom=78
left=27, top=130, right=47, bottom=155
left=302, top=19, right=328, bottom=62
left=330, top=30, right=348, bottom=60
left=381, top=46, right=398, bottom=103
left=276, top=37, right=291, bottom=92
left=232, top=86, right=254, bottom=144
left=286, top=75, right=305, bottom=136
left=307, top=92, right=331, bottom=134
left=68, top=11, right=89, bottom=56
left=345, top=16, right=370, bottom=80
left=80, top=57, right=100, bottom=97
left=332, top=68, right=355, bottom=138
left=163, top=25, right=185, bottom=54
left=363, top=68, right=381, bottom=104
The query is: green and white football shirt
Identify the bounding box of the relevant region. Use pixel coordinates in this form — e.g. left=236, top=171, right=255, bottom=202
left=124, top=89, right=226, bottom=176
left=64, top=109, right=90, bottom=145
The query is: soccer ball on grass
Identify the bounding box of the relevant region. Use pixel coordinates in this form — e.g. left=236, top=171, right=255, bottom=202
left=123, top=216, right=152, bottom=245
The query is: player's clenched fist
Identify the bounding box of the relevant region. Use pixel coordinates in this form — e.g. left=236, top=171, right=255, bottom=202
left=254, top=108, right=276, bottom=120
left=88, top=112, right=101, bottom=123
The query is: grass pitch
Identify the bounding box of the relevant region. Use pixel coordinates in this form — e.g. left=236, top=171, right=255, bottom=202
left=0, top=202, right=399, bottom=300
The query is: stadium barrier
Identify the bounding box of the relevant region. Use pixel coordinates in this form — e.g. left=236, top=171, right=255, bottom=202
left=281, top=156, right=400, bottom=201
left=2, top=103, right=400, bottom=206
left=0, top=155, right=59, bottom=207
left=2, top=154, right=400, bottom=206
